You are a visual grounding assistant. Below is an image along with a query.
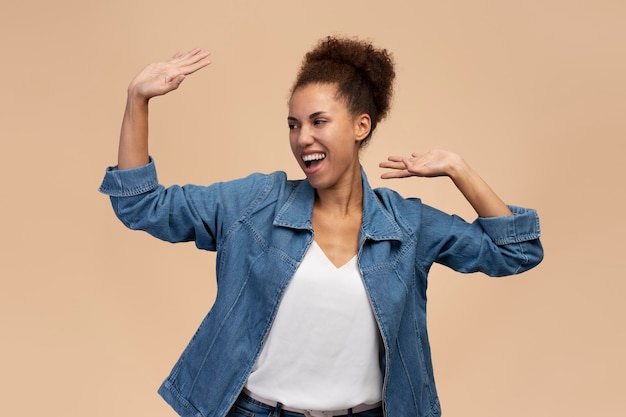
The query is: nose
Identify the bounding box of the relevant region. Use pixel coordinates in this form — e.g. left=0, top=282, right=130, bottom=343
left=295, top=124, right=315, bottom=147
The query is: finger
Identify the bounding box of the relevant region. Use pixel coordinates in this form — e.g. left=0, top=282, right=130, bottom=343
left=380, top=155, right=407, bottom=168
left=380, top=170, right=412, bottom=179
left=172, top=74, right=186, bottom=85
left=172, top=47, right=202, bottom=60
left=159, top=55, right=210, bottom=85
left=402, top=157, right=416, bottom=168
left=182, top=57, right=212, bottom=76
left=379, top=160, right=406, bottom=170
left=186, top=47, right=204, bottom=56
left=169, top=49, right=209, bottom=70
left=178, top=48, right=211, bottom=65
left=175, top=52, right=211, bottom=76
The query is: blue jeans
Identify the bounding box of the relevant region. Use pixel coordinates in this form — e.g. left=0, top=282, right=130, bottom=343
left=227, top=392, right=384, bottom=417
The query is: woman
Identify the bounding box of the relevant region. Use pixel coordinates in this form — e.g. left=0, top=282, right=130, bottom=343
left=100, top=37, right=543, bottom=417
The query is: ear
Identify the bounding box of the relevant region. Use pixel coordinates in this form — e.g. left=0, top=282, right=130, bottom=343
left=353, top=113, right=372, bottom=143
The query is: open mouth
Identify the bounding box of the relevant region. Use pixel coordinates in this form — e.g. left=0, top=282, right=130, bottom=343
left=303, top=153, right=326, bottom=169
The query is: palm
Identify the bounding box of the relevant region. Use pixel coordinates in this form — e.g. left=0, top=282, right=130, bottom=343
left=380, top=150, right=460, bottom=179
left=128, top=48, right=211, bottom=100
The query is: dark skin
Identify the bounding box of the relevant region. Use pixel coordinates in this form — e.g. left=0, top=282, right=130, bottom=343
left=118, top=47, right=512, bottom=268
left=288, top=83, right=370, bottom=267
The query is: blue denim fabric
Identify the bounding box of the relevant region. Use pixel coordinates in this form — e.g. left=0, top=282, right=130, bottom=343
left=99, top=159, right=543, bottom=417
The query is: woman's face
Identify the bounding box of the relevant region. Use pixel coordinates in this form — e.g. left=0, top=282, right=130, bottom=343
left=288, top=83, right=369, bottom=191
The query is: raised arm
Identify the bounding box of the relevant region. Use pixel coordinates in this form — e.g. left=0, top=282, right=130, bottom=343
left=379, top=150, right=513, bottom=218
left=118, top=48, right=212, bottom=170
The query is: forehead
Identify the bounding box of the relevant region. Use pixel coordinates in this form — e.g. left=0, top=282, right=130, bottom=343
left=288, top=83, right=348, bottom=115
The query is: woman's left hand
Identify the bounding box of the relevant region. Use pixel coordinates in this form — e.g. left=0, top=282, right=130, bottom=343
left=379, top=150, right=462, bottom=179
left=379, top=149, right=513, bottom=217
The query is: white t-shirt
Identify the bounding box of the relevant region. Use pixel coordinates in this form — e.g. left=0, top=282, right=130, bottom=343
left=245, top=241, right=383, bottom=410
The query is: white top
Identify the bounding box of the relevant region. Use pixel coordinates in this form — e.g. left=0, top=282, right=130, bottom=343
left=245, top=241, right=383, bottom=410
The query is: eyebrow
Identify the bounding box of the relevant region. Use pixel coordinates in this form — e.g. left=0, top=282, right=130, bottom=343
left=287, top=111, right=327, bottom=122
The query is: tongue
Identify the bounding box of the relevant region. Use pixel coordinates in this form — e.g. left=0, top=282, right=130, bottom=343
left=309, top=158, right=324, bottom=168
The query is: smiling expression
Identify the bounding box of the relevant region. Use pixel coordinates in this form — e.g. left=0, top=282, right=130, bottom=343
left=288, top=83, right=370, bottom=191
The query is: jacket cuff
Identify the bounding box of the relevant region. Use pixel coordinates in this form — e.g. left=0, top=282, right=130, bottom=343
left=98, top=157, right=159, bottom=197
left=478, top=205, right=541, bottom=245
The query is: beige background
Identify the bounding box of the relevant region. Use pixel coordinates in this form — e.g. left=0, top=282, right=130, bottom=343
left=1, top=1, right=624, bottom=416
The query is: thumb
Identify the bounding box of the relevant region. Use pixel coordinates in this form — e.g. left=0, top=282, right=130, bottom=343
left=171, top=74, right=186, bottom=85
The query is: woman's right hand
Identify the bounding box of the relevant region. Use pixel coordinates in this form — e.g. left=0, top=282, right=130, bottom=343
left=117, top=48, right=211, bottom=170
left=127, top=48, right=212, bottom=101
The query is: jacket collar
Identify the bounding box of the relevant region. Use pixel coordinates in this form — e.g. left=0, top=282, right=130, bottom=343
left=273, top=167, right=402, bottom=242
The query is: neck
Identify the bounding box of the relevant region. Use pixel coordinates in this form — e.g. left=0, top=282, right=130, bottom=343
left=314, top=168, right=364, bottom=216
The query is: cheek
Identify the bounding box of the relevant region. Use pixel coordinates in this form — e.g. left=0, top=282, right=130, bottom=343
left=288, top=132, right=298, bottom=154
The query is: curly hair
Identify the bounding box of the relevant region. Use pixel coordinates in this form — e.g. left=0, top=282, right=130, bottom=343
left=291, top=36, right=395, bottom=146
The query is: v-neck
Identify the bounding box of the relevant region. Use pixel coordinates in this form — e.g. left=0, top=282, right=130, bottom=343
left=311, top=240, right=358, bottom=270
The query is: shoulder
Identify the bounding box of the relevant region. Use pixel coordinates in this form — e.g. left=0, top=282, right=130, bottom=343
left=210, top=170, right=287, bottom=197
left=371, top=185, right=425, bottom=217
left=214, top=171, right=304, bottom=209
left=214, top=171, right=290, bottom=191
left=370, top=184, right=457, bottom=233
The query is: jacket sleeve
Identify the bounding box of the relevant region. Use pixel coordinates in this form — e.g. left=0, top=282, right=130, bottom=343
left=423, top=205, right=543, bottom=276
left=98, top=158, right=267, bottom=251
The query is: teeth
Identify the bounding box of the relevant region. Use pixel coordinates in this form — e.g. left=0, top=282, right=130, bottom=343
left=302, top=153, right=326, bottom=162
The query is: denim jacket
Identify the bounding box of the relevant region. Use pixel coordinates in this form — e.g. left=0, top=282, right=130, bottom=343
left=99, top=159, right=543, bottom=417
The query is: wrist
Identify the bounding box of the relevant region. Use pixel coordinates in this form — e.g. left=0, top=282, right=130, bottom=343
left=445, top=153, right=469, bottom=180
left=125, top=90, right=150, bottom=113
left=126, top=82, right=151, bottom=104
